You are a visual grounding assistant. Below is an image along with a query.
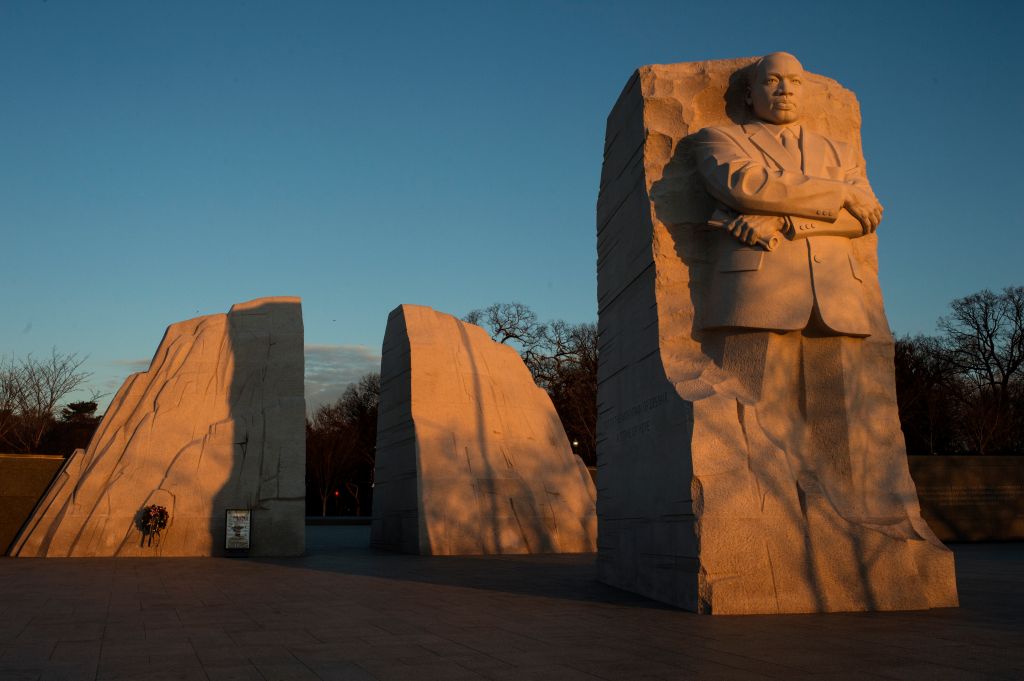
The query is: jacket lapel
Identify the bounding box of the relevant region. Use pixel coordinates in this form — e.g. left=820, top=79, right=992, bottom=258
left=745, top=122, right=802, bottom=173
left=801, top=129, right=833, bottom=177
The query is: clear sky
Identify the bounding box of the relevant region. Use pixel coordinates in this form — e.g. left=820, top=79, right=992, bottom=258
left=2, top=0, right=1021, bottom=411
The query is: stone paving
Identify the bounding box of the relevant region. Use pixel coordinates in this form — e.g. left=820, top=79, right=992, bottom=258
left=0, top=527, right=1020, bottom=681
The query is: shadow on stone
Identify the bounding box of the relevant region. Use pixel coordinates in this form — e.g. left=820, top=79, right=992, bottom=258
left=9, top=297, right=305, bottom=558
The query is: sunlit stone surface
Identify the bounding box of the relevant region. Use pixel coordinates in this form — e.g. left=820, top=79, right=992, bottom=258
left=371, top=304, right=597, bottom=555
left=12, top=297, right=305, bottom=557
left=596, top=56, right=958, bottom=613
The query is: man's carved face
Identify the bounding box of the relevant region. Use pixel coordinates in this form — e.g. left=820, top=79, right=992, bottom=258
left=747, top=53, right=804, bottom=125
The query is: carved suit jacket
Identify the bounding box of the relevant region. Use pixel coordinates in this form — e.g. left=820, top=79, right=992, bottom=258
left=693, top=122, right=874, bottom=337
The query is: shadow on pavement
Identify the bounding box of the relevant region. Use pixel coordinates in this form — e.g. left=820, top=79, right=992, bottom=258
left=256, top=526, right=1024, bottom=622
left=256, top=524, right=676, bottom=609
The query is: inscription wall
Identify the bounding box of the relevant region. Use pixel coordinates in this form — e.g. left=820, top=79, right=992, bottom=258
left=909, top=456, right=1024, bottom=541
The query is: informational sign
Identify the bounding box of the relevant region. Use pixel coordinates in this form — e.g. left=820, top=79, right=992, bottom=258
left=225, top=509, right=251, bottom=550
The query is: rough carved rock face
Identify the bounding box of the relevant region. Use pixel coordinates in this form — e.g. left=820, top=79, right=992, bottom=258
left=596, top=57, right=958, bottom=613
left=12, top=297, right=305, bottom=557
left=371, top=304, right=597, bottom=555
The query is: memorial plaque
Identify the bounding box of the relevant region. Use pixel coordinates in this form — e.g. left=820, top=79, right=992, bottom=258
left=225, top=509, right=251, bottom=550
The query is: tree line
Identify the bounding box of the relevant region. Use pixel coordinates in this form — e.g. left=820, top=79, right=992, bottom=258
left=5, top=289, right=1017, bottom=518
left=303, top=288, right=1022, bottom=515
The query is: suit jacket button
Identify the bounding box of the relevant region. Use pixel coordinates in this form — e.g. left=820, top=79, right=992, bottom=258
left=813, top=254, right=823, bottom=263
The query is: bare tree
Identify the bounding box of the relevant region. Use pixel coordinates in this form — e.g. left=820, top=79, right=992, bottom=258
left=306, top=404, right=358, bottom=517
left=305, top=372, right=380, bottom=516
left=464, top=302, right=548, bottom=367
left=894, top=335, right=959, bottom=455
left=936, top=286, right=1024, bottom=455
left=0, top=349, right=92, bottom=453
left=0, top=356, right=18, bottom=447
left=939, top=287, right=1024, bottom=398
left=536, top=321, right=598, bottom=465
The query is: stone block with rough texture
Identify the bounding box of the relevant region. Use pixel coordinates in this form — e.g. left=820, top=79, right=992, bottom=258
left=372, top=304, right=597, bottom=555
left=596, top=57, right=958, bottom=613
left=12, top=297, right=305, bottom=557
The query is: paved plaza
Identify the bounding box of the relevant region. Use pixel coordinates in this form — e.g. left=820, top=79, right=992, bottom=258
left=0, top=528, right=1020, bottom=681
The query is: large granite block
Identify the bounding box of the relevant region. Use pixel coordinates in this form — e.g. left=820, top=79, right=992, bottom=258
left=372, top=304, right=596, bottom=555
left=596, top=56, right=957, bottom=613
left=11, top=297, right=305, bottom=557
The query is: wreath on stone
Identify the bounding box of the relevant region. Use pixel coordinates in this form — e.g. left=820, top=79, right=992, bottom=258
left=140, top=504, right=169, bottom=546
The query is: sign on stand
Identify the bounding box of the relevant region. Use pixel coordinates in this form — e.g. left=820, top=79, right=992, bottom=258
left=225, top=509, right=252, bottom=551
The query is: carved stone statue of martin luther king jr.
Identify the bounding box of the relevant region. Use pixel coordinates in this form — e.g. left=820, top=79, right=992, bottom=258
left=693, top=51, right=885, bottom=335
left=692, top=51, right=904, bottom=547
left=595, top=51, right=959, bottom=613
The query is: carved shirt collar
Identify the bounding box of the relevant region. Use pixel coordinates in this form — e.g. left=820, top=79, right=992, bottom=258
left=756, top=121, right=802, bottom=140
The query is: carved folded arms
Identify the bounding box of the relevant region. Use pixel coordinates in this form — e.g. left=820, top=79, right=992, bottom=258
left=694, top=125, right=883, bottom=248
left=695, top=126, right=845, bottom=219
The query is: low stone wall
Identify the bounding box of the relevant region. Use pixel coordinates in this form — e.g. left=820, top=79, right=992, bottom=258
left=0, top=454, right=65, bottom=554
left=908, top=456, right=1024, bottom=541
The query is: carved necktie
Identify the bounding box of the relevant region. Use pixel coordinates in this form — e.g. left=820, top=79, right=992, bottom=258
left=780, top=127, right=801, bottom=166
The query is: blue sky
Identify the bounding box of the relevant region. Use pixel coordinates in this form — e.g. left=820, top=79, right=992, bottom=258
left=2, top=0, right=1021, bottom=410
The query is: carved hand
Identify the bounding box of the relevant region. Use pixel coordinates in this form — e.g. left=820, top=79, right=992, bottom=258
left=726, top=214, right=786, bottom=247
left=843, top=185, right=884, bottom=234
